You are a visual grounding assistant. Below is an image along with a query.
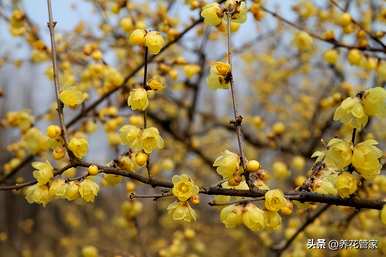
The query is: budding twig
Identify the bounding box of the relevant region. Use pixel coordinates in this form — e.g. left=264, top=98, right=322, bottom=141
left=225, top=11, right=248, bottom=185
left=46, top=0, right=71, bottom=159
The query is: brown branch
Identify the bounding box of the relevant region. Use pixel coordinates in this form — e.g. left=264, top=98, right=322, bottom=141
left=329, top=0, right=386, bottom=49
left=272, top=204, right=331, bottom=255
left=261, top=6, right=385, bottom=53
left=1, top=160, right=384, bottom=210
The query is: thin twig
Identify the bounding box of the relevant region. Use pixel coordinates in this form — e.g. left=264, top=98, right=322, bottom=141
left=226, top=11, right=247, bottom=184
left=272, top=204, right=331, bottom=255
left=46, top=0, right=71, bottom=157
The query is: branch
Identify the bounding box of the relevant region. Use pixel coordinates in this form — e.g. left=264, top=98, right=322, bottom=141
left=1, top=160, right=384, bottom=210
left=261, top=6, right=385, bottom=53
left=46, top=0, right=70, bottom=151
left=272, top=204, right=331, bottom=255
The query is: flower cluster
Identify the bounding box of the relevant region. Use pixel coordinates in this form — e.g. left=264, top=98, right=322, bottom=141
left=168, top=175, right=200, bottom=223
left=325, top=138, right=383, bottom=181
left=213, top=150, right=242, bottom=182
left=129, top=29, right=165, bottom=54
left=220, top=203, right=282, bottom=231
left=201, top=0, right=248, bottom=28
left=119, top=125, right=164, bottom=154
left=334, top=87, right=386, bottom=130
left=25, top=161, right=99, bottom=206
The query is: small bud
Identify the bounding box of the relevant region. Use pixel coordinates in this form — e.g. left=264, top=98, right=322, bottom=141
left=135, top=152, right=148, bottom=166
left=88, top=165, right=99, bottom=176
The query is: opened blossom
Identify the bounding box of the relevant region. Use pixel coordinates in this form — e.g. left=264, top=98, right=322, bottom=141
left=172, top=174, right=199, bottom=202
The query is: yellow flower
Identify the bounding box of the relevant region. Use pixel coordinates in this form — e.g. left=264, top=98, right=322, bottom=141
left=325, top=138, right=352, bottom=169
left=46, top=124, right=61, bottom=138
left=293, top=31, right=313, bottom=51
left=48, top=178, right=67, bottom=198
left=220, top=204, right=243, bottom=228
left=201, top=3, right=222, bottom=26
left=362, top=87, right=386, bottom=117
left=167, top=201, right=197, bottom=222
left=347, top=49, right=362, bottom=65
left=323, top=49, right=339, bottom=65
left=264, top=211, right=282, bottom=230
left=82, top=245, right=98, bottom=257
left=334, top=96, right=368, bottom=129
left=68, top=137, right=89, bottom=159
left=64, top=181, right=80, bottom=201
left=119, top=125, right=142, bottom=150
left=172, top=174, right=199, bottom=201
left=292, top=156, right=305, bottom=171
left=121, top=201, right=143, bottom=218
left=338, top=13, right=351, bottom=26
left=144, top=31, right=164, bottom=55
left=381, top=205, right=386, bottom=225
left=32, top=161, right=54, bottom=185
left=79, top=178, right=99, bottom=203
left=352, top=139, right=383, bottom=180
left=25, top=184, right=51, bottom=206
left=335, top=172, right=358, bottom=198
left=226, top=0, right=248, bottom=23
left=120, top=17, right=133, bottom=32
left=147, top=76, right=164, bottom=91
left=129, top=29, right=146, bottom=45
left=207, top=62, right=231, bottom=89
left=183, top=64, right=201, bottom=79
left=22, top=127, right=50, bottom=154
left=273, top=161, right=290, bottom=179
left=128, top=88, right=149, bottom=111
left=314, top=177, right=338, bottom=195
left=242, top=204, right=265, bottom=231
left=141, top=127, right=164, bottom=153
left=264, top=189, right=287, bottom=212
left=59, top=88, right=87, bottom=108
left=213, top=150, right=240, bottom=179
left=102, top=174, right=122, bottom=186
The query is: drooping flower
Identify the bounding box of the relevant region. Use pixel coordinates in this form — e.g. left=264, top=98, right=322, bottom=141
left=127, top=88, right=149, bottom=111
left=334, top=96, right=368, bottom=129
left=119, top=125, right=142, bottom=150
left=264, top=210, right=282, bottom=230
left=201, top=3, right=222, bottom=26
left=362, top=87, right=386, bottom=117
left=325, top=138, right=352, bottom=169
left=48, top=178, right=67, bottom=199
left=144, top=31, right=164, bottom=55
left=264, top=189, right=287, bottom=212
left=335, top=172, right=358, bottom=198
left=167, top=201, right=197, bottom=223
left=220, top=204, right=243, bottom=228
left=242, top=204, right=265, bottom=231
left=352, top=139, right=383, bottom=180
left=24, top=184, right=51, bottom=206
left=213, top=150, right=240, bottom=179
left=64, top=181, right=80, bottom=201
left=68, top=137, right=89, bottom=159
left=141, top=127, right=164, bottom=153
left=32, top=161, right=54, bottom=185
left=79, top=178, right=99, bottom=203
